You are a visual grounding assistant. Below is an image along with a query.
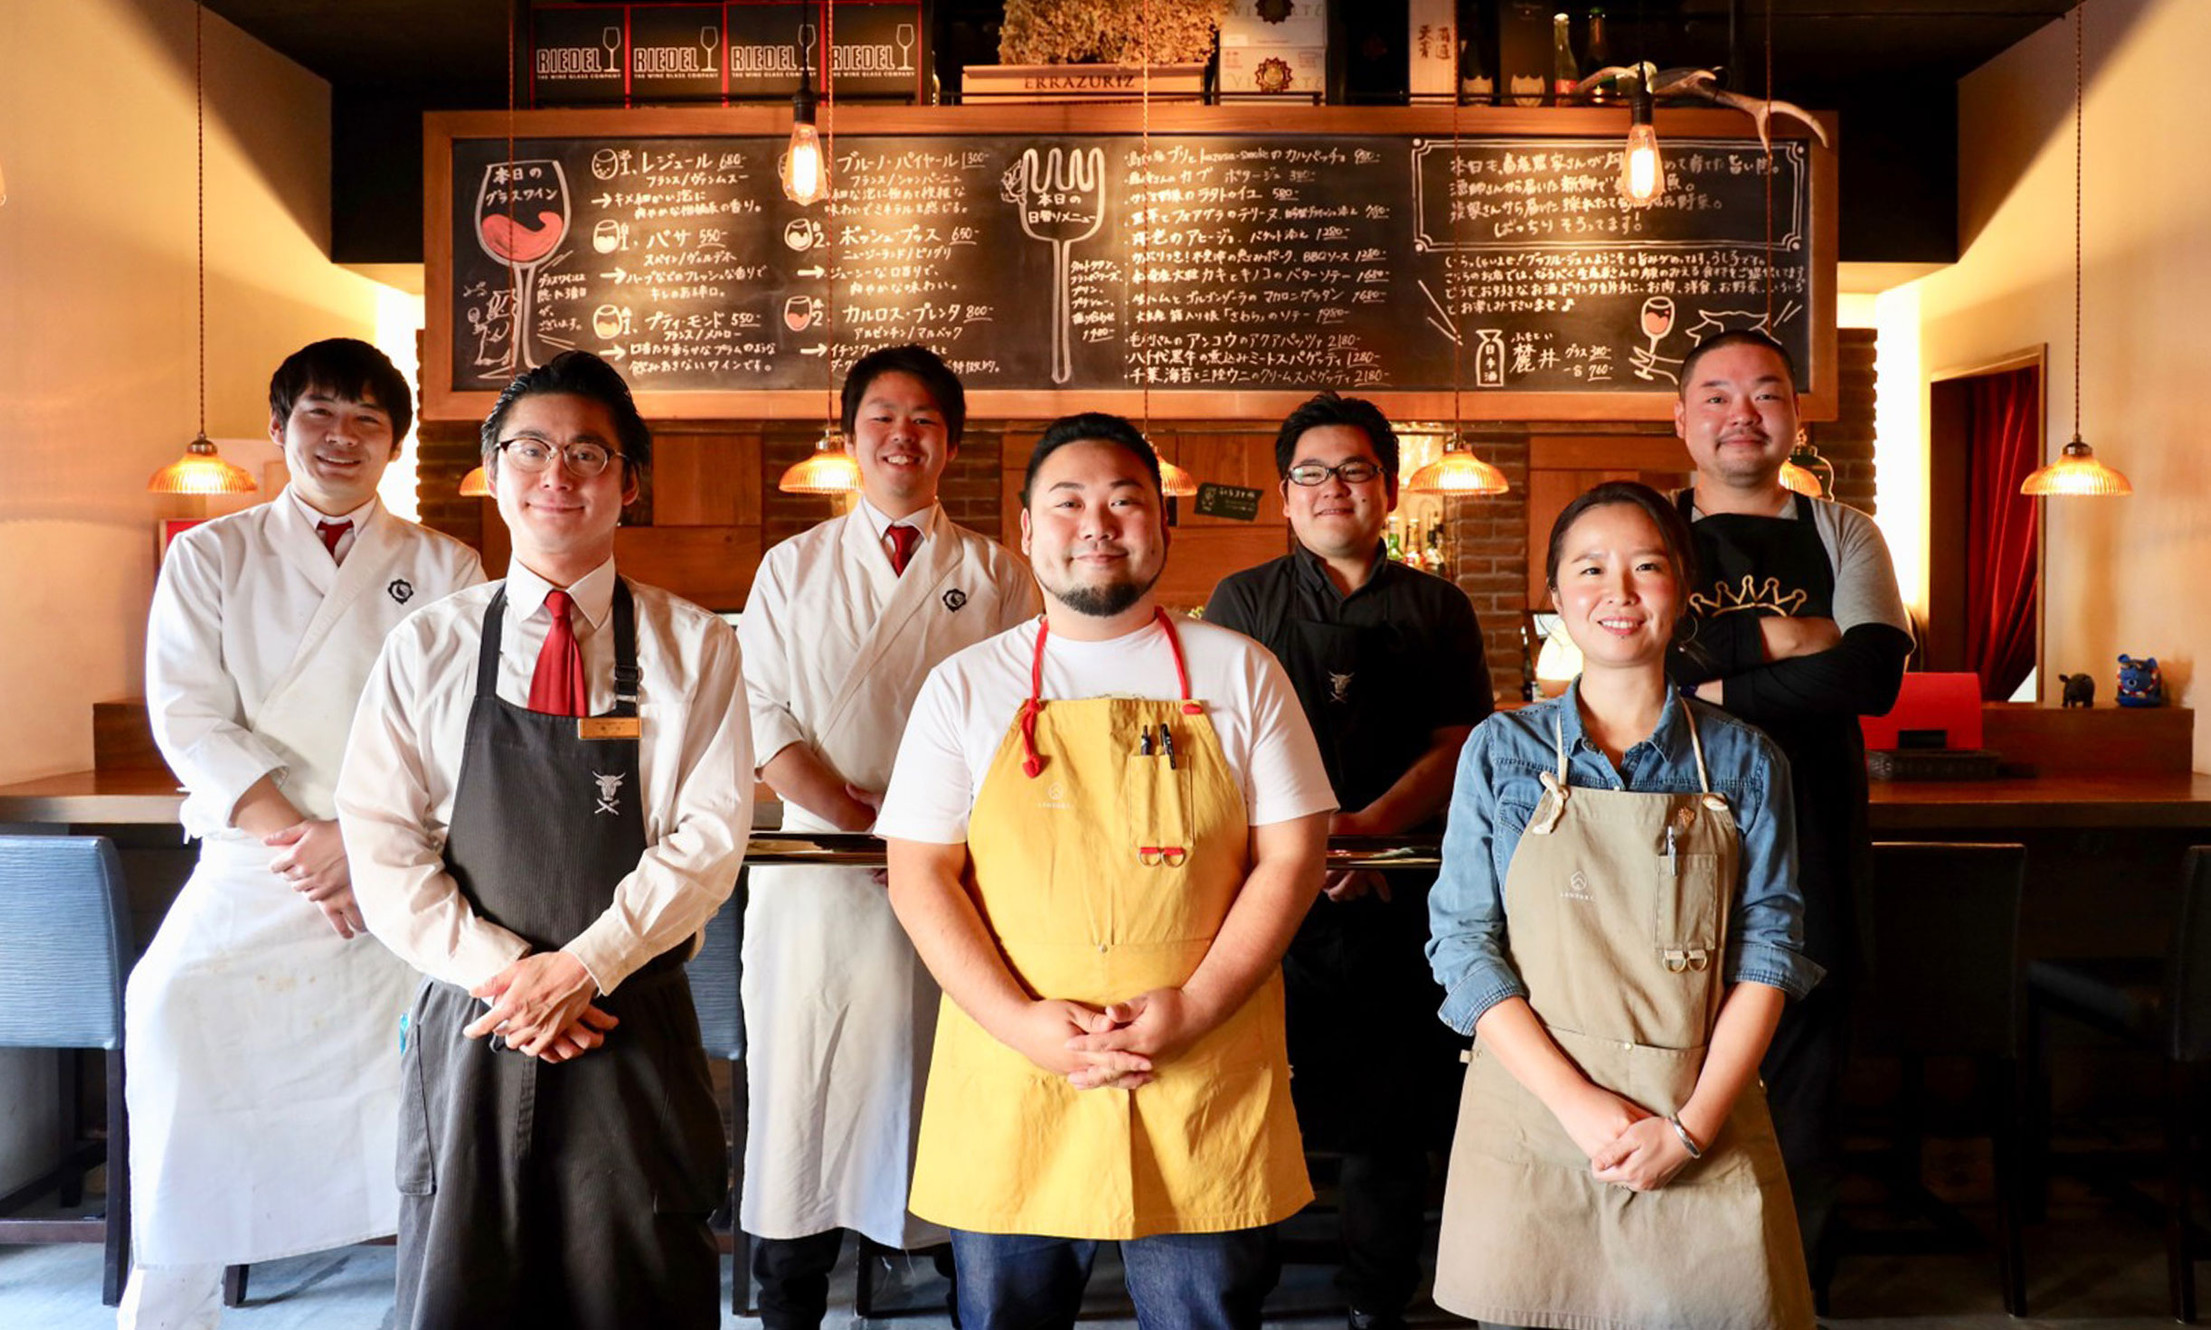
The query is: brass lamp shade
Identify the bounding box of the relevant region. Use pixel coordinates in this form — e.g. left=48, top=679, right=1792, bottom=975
left=1405, top=450, right=1509, bottom=496
left=2021, top=435, right=2132, bottom=497
left=148, top=433, right=257, bottom=495
left=778, top=431, right=861, bottom=495
left=1778, top=462, right=1823, bottom=497
left=458, top=465, right=491, bottom=497
left=1159, top=459, right=1199, bottom=497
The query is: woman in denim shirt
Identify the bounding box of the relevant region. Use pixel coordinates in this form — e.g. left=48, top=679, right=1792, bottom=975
left=1426, top=482, right=1823, bottom=1330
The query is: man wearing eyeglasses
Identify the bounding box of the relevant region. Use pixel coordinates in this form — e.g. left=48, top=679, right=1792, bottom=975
left=338, top=350, right=753, bottom=1329
left=1203, top=392, right=1491, bottom=1330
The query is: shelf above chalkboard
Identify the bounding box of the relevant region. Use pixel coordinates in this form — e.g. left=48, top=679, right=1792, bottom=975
left=425, top=105, right=1835, bottom=424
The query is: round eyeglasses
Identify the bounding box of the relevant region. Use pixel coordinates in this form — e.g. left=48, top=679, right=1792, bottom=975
left=495, top=439, right=622, bottom=478
left=1285, top=460, right=1384, bottom=487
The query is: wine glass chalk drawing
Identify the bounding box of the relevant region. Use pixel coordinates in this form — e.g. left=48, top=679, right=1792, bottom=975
left=1004, top=147, right=1106, bottom=386
left=896, top=24, right=917, bottom=72
left=476, top=159, right=572, bottom=375
left=1631, top=295, right=1681, bottom=384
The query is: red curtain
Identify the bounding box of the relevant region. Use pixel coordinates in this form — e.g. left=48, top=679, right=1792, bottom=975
left=1964, top=370, right=2039, bottom=700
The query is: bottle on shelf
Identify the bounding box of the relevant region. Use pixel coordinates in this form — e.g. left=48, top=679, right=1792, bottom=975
left=1459, top=34, right=1495, bottom=105
left=1550, top=11, right=1579, bottom=105
left=1584, top=8, right=1614, bottom=102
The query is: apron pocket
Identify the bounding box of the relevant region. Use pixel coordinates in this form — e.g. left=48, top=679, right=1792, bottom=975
left=1121, top=750, right=1190, bottom=871
left=395, top=1001, right=437, bottom=1197
left=1654, top=850, right=1724, bottom=969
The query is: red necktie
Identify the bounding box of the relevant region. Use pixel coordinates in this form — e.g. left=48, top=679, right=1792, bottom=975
left=529, top=589, right=587, bottom=717
left=884, top=523, right=919, bottom=576
left=315, top=519, right=351, bottom=561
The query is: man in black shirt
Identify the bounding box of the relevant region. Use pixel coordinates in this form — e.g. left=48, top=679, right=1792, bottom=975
left=1205, top=392, right=1491, bottom=1330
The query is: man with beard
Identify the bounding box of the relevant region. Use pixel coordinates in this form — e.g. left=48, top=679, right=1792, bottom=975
left=877, top=413, right=1335, bottom=1328
left=1205, top=391, right=1489, bottom=1330
left=1667, top=330, right=1913, bottom=1287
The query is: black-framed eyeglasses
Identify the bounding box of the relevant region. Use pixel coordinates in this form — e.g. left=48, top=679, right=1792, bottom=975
left=1285, top=460, right=1384, bottom=487
left=495, top=439, right=622, bottom=478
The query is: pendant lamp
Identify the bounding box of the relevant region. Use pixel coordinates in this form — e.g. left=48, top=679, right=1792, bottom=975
left=458, top=465, right=491, bottom=496
left=1158, top=458, right=1199, bottom=498
left=778, top=428, right=862, bottom=494
left=150, top=2, right=256, bottom=496
left=1406, top=437, right=1509, bottom=496
left=2021, top=1, right=2130, bottom=498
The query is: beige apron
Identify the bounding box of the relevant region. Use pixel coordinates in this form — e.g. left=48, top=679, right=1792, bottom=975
left=1435, top=708, right=1814, bottom=1330
left=907, top=611, right=1311, bottom=1239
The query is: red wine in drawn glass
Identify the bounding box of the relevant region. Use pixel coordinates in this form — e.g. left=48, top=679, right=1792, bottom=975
left=481, top=211, right=566, bottom=265
left=474, top=159, right=573, bottom=375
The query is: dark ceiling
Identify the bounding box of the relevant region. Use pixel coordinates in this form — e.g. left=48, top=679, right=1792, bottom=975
left=200, top=0, right=2077, bottom=267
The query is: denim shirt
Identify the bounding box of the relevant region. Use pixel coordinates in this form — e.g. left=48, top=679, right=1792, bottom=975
left=1426, top=681, right=1825, bottom=1035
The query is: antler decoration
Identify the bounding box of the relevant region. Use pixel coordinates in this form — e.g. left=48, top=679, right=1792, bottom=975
left=1577, top=65, right=1830, bottom=151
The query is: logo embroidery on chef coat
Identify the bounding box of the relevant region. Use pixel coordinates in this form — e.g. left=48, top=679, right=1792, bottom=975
left=388, top=578, right=414, bottom=604
left=592, top=772, right=625, bottom=815
left=1037, top=780, right=1070, bottom=810
left=1328, top=670, right=1354, bottom=703
left=1562, top=869, right=1594, bottom=902
left=942, top=588, right=968, bottom=612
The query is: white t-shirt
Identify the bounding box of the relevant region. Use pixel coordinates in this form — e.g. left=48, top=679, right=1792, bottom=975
left=877, top=615, right=1337, bottom=844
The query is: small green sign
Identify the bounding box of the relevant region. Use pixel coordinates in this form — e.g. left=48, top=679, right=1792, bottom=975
left=1194, top=483, right=1264, bottom=521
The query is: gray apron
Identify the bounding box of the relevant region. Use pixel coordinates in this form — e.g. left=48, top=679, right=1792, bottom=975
left=1435, top=707, right=1814, bottom=1330
left=393, top=580, right=727, bottom=1330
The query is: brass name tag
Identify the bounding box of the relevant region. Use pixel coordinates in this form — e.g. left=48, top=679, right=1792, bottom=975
left=577, top=717, right=642, bottom=741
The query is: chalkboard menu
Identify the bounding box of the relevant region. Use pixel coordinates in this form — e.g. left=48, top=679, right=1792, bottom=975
left=429, top=108, right=1833, bottom=418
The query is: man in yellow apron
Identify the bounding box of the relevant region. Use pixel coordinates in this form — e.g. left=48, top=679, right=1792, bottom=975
left=877, top=412, right=1336, bottom=1328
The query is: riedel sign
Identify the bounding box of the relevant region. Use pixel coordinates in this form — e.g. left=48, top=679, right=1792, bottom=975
left=531, top=1, right=928, bottom=106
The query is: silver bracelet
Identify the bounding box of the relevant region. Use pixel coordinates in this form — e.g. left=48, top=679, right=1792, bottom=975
left=1665, top=1113, right=1704, bottom=1160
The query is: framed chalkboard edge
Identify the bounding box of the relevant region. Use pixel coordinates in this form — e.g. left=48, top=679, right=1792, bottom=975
left=422, top=105, right=1836, bottom=423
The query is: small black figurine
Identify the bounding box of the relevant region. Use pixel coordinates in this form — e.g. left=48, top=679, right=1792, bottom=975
left=2059, top=673, right=2095, bottom=708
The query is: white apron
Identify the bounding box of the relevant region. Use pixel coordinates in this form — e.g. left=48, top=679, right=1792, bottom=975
left=738, top=511, right=1034, bottom=1247
left=128, top=505, right=480, bottom=1266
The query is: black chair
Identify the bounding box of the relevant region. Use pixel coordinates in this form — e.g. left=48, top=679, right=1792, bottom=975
left=2026, top=844, right=2211, bottom=1323
left=1848, top=840, right=2029, bottom=1316
left=686, top=872, right=752, bottom=1316
left=0, top=834, right=135, bottom=1306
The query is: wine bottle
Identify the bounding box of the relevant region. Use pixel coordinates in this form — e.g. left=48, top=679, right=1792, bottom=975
left=1459, top=35, right=1494, bottom=105
left=1584, top=8, right=1614, bottom=103
left=1550, top=11, right=1578, bottom=105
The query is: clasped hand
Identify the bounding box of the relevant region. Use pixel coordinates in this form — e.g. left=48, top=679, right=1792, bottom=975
left=465, top=952, right=619, bottom=1064
left=1008, top=988, right=1207, bottom=1093
left=264, top=818, right=363, bottom=939
left=1558, top=1086, right=1696, bottom=1192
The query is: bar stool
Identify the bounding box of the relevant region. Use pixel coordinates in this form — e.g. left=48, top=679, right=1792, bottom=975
left=2026, top=844, right=2210, bottom=1323
left=1848, top=841, right=2029, bottom=1315
left=0, top=834, right=135, bottom=1306
left=686, top=872, right=751, bottom=1315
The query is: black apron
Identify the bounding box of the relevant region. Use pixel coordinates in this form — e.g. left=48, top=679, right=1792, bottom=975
left=1677, top=489, right=1863, bottom=1270
left=393, top=581, right=726, bottom=1330
left=1274, top=614, right=1460, bottom=1154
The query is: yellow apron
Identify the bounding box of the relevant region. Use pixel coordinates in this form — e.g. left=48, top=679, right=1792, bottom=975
left=1435, top=706, right=1815, bottom=1330
left=908, top=611, right=1312, bottom=1239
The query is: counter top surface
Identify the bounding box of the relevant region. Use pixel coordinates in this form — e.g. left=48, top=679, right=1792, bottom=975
left=7, top=769, right=2211, bottom=836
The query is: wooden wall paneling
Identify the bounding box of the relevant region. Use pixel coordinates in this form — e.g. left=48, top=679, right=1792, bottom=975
left=612, top=527, right=763, bottom=613
left=654, top=432, right=763, bottom=527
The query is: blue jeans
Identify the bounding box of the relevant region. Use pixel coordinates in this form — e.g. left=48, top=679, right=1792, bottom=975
left=950, top=1226, right=1279, bottom=1330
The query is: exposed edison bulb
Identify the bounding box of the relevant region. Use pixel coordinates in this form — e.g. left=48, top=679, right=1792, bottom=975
left=1619, top=123, right=1662, bottom=205
left=781, top=122, right=828, bottom=205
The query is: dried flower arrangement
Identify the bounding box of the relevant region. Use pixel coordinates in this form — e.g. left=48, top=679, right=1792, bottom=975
left=999, top=0, right=1229, bottom=65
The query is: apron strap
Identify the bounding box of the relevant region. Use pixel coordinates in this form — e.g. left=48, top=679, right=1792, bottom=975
left=1017, top=607, right=1196, bottom=780
left=610, top=579, right=640, bottom=715
left=1683, top=699, right=1713, bottom=794
left=1529, top=710, right=1572, bottom=835
left=476, top=587, right=509, bottom=698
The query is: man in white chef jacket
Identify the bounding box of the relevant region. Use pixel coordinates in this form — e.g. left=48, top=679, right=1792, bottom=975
left=737, top=343, right=1038, bottom=1327
left=123, top=338, right=484, bottom=1329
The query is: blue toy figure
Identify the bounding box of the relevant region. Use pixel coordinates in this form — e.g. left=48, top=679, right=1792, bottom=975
left=2116, top=654, right=2164, bottom=707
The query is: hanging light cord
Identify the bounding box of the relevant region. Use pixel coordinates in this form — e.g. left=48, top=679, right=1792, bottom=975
left=196, top=0, right=207, bottom=435
left=823, top=0, right=838, bottom=430
left=2072, top=0, right=2083, bottom=438
left=505, top=0, right=520, bottom=357
left=1762, top=0, right=1774, bottom=331
left=1139, top=0, right=1152, bottom=433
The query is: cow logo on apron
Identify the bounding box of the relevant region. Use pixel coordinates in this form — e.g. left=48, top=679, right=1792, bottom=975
left=942, top=588, right=968, bottom=612
left=388, top=577, right=414, bottom=604
left=592, top=771, right=625, bottom=814
left=1327, top=670, right=1354, bottom=703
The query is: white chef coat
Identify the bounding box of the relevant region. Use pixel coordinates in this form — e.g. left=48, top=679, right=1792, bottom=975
left=877, top=615, right=1338, bottom=844
left=734, top=504, right=1037, bottom=1248
left=128, top=490, right=483, bottom=1268
left=337, top=559, right=754, bottom=995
